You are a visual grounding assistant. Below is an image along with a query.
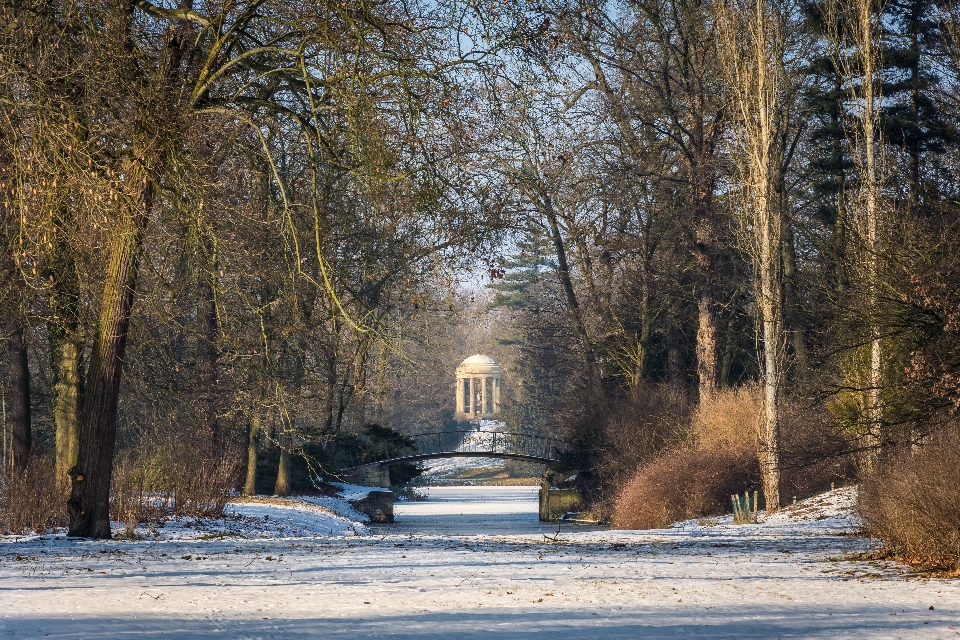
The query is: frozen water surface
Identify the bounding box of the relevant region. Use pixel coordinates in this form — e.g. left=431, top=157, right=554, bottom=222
left=388, top=485, right=600, bottom=536
left=2, top=485, right=959, bottom=639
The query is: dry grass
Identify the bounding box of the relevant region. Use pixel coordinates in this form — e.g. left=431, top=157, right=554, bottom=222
left=610, top=385, right=853, bottom=529
left=690, top=384, right=762, bottom=450
left=1, top=437, right=240, bottom=536
left=693, top=386, right=854, bottom=500
left=0, top=457, right=68, bottom=534
left=596, top=384, right=690, bottom=494
left=611, top=446, right=760, bottom=529
left=607, top=385, right=763, bottom=531
left=112, top=439, right=242, bottom=523
left=858, top=423, right=960, bottom=573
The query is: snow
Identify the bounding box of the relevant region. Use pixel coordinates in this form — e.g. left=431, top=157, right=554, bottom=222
left=419, top=454, right=506, bottom=479
left=663, top=486, right=860, bottom=537
left=225, top=498, right=370, bottom=538
left=325, top=482, right=383, bottom=502
left=3, top=485, right=959, bottom=638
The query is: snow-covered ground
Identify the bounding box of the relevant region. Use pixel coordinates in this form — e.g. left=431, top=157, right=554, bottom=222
left=418, top=454, right=505, bottom=479
left=3, top=485, right=959, bottom=638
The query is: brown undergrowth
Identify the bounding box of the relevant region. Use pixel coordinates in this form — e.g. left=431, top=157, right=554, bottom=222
left=611, top=445, right=760, bottom=529
left=112, top=437, right=243, bottom=525
left=858, top=422, right=960, bottom=574
left=594, top=384, right=690, bottom=504
left=612, top=386, right=762, bottom=529
left=0, top=457, right=68, bottom=534
left=1, top=437, right=241, bottom=536
left=611, top=385, right=855, bottom=530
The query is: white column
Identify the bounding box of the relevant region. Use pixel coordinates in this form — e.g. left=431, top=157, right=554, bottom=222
left=480, top=377, right=486, bottom=416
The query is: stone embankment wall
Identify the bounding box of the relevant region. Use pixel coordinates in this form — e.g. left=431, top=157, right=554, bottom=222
left=539, top=486, right=582, bottom=521
left=350, top=490, right=395, bottom=523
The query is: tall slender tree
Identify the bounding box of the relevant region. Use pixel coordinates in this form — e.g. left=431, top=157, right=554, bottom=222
left=717, top=0, right=807, bottom=511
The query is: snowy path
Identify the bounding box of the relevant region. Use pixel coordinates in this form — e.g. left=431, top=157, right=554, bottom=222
left=3, top=486, right=959, bottom=638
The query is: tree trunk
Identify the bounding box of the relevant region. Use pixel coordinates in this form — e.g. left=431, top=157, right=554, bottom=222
left=7, top=325, right=31, bottom=473
left=720, top=313, right=737, bottom=386
left=49, top=237, right=83, bottom=484
left=543, top=196, right=601, bottom=394
left=758, top=308, right=783, bottom=512
left=243, top=412, right=261, bottom=496
left=758, top=217, right=784, bottom=512
left=692, top=194, right=718, bottom=400
left=53, top=338, right=81, bottom=483
left=715, top=0, right=788, bottom=511
left=197, top=245, right=219, bottom=450
left=666, top=297, right=685, bottom=391
left=851, top=0, right=883, bottom=468
left=637, top=264, right=651, bottom=383
left=67, top=172, right=153, bottom=539
left=274, top=429, right=292, bottom=497
left=755, top=170, right=784, bottom=512
left=781, top=225, right=809, bottom=377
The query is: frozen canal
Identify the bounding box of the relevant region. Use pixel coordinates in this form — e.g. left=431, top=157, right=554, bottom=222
left=3, top=486, right=959, bottom=638
left=384, top=485, right=597, bottom=536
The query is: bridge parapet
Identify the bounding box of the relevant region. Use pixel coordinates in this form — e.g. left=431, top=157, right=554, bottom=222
left=407, top=429, right=557, bottom=461
left=341, top=429, right=559, bottom=485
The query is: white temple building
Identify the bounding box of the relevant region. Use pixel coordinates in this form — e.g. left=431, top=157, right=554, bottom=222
left=455, top=354, right=502, bottom=420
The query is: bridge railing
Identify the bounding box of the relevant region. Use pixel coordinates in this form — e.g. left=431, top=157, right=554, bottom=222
left=341, top=429, right=559, bottom=468
left=410, top=430, right=558, bottom=461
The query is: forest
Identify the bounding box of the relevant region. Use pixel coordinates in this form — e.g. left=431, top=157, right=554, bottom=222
left=1, top=0, right=958, bottom=570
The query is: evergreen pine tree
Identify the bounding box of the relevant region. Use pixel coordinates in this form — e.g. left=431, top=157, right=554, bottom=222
left=880, top=0, right=957, bottom=212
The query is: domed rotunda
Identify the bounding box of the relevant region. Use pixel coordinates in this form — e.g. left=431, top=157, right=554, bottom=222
left=455, top=354, right=502, bottom=420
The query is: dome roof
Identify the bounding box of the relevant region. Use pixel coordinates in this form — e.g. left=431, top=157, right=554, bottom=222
left=456, top=354, right=502, bottom=376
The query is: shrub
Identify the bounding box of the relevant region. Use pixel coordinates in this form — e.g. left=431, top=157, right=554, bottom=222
left=858, top=423, right=960, bottom=572
left=689, top=384, right=762, bottom=450
left=111, top=436, right=243, bottom=523
left=608, top=386, right=854, bottom=528
left=779, top=401, right=856, bottom=500
left=111, top=451, right=160, bottom=528
left=0, top=457, right=68, bottom=534
left=594, top=385, right=690, bottom=498
left=0, top=438, right=240, bottom=536
left=162, top=440, right=241, bottom=517
left=611, top=446, right=760, bottom=529
left=692, top=386, right=855, bottom=501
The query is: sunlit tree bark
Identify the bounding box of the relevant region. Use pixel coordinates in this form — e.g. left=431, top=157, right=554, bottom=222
left=717, top=0, right=805, bottom=511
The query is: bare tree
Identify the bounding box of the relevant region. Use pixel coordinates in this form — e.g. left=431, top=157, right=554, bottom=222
left=850, top=0, right=885, bottom=465
left=551, top=0, right=728, bottom=399
left=821, top=0, right=886, bottom=464
left=717, top=0, right=807, bottom=511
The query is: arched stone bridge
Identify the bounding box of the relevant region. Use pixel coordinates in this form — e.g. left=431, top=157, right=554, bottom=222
left=343, top=429, right=559, bottom=486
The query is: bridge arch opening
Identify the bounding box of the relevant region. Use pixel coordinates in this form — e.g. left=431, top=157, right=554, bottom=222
left=344, top=427, right=557, bottom=487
